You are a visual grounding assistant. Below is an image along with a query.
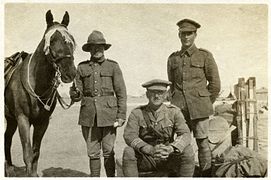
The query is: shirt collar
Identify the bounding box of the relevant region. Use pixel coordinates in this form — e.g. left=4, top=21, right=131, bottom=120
left=181, top=44, right=197, bottom=56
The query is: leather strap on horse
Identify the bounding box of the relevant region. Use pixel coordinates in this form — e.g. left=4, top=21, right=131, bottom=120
left=56, top=91, right=75, bottom=110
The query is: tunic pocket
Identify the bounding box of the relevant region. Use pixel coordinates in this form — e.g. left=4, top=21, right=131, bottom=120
left=100, top=71, right=113, bottom=89
left=198, top=89, right=211, bottom=97
left=107, top=98, right=117, bottom=108
left=190, top=57, right=205, bottom=78
left=81, top=70, right=92, bottom=78
left=160, top=119, right=174, bottom=139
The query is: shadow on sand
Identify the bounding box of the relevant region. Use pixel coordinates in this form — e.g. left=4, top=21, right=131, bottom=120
left=42, top=167, right=89, bottom=177
left=5, top=165, right=27, bottom=177
left=5, top=165, right=89, bottom=177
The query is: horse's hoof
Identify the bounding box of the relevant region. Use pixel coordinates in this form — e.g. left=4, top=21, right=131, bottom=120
left=5, top=164, right=16, bottom=177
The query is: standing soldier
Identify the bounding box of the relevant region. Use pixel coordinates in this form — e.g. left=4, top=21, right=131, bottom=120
left=167, top=19, right=221, bottom=177
left=122, top=79, right=195, bottom=177
left=69, top=30, right=127, bottom=177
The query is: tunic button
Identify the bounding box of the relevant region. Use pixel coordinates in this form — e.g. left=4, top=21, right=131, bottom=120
left=95, top=89, right=98, bottom=92
left=94, top=80, right=97, bottom=83
left=94, top=72, right=98, bottom=74
left=94, top=99, right=97, bottom=102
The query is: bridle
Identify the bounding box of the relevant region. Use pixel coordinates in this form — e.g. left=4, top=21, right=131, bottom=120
left=26, top=45, right=74, bottom=111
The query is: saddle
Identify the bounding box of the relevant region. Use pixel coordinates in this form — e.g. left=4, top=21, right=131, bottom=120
left=5, top=51, right=29, bottom=88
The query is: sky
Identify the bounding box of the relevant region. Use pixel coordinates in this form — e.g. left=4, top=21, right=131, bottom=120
left=3, top=2, right=269, bottom=96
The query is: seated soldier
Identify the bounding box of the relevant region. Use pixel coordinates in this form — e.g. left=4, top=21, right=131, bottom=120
left=122, top=79, right=195, bottom=177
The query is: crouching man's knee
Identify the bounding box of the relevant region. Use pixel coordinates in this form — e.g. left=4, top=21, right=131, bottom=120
left=180, top=145, right=195, bottom=176
left=123, top=146, right=137, bottom=161
left=168, top=145, right=195, bottom=177
left=122, top=146, right=138, bottom=177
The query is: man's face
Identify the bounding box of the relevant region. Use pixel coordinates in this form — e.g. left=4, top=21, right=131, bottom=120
left=146, top=89, right=167, bottom=107
left=90, top=44, right=105, bottom=59
left=178, top=31, right=197, bottom=48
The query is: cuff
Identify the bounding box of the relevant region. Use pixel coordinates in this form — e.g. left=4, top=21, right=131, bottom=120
left=117, top=113, right=126, bottom=120
left=130, top=138, right=148, bottom=152
left=171, top=143, right=185, bottom=153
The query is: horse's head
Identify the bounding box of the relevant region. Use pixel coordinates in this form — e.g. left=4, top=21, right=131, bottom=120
left=43, top=10, right=76, bottom=83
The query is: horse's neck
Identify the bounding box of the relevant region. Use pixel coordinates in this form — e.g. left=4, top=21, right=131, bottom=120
left=28, top=41, right=55, bottom=94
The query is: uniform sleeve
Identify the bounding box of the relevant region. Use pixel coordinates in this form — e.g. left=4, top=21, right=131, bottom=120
left=73, top=66, right=83, bottom=101
left=123, top=111, right=148, bottom=151
left=171, top=109, right=191, bottom=153
left=113, top=63, right=127, bottom=119
left=204, top=52, right=221, bottom=103
left=167, top=56, right=174, bottom=92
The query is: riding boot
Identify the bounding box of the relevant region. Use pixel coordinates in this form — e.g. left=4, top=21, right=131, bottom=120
left=104, top=155, right=115, bottom=177
left=196, top=138, right=212, bottom=177
left=89, top=158, right=101, bottom=177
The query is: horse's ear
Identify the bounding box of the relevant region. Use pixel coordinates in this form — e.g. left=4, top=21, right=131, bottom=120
left=46, top=10, right=54, bottom=27
left=61, top=11, right=69, bottom=27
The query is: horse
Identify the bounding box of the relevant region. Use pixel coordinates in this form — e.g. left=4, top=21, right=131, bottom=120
left=4, top=10, right=77, bottom=177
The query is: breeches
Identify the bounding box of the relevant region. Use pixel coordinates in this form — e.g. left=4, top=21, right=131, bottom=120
left=186, top=117, right=210, bottom=139
left=181, top=106, right=209, bottom=139
left=81, top=125, right=116, bottom=159
left=123, top=145, right=195, bottom=177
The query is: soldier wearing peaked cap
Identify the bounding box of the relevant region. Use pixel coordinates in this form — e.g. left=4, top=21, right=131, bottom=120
left=122, top=79, right=195, bottom=177
left=69, top=30, right=127, bottom=177
left=167, top=19, right=221, bottom=177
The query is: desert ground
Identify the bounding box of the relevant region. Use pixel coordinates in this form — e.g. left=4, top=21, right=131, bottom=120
left=6, top=99, right=268, bottom=177
left=7, top=101, right=146, bottom=177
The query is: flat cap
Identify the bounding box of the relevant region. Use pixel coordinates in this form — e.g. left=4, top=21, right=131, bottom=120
left=142, top=79, right=172, bottom=91
left=177, top=18, right=201, bottom=32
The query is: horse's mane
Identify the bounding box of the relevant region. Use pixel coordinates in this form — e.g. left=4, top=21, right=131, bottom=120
left=43, top=25, right=76, bottom=55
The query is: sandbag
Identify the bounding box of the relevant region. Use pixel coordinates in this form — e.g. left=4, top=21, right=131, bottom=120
left=214, top=145, right=267, bottom=177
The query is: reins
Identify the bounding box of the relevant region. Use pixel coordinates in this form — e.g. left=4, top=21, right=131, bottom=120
left=26, top=52, right=74, bottom=111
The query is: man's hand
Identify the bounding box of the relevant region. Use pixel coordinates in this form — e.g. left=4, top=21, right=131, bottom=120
left=69, top=86, right=80, bottom=98
left=69, top=86, right=81, bottom=102
left=113, top=118, right=125, bottom=128
left=140, top=144, right=155, bottom=156
left=154, top=144, right=174, bottom=160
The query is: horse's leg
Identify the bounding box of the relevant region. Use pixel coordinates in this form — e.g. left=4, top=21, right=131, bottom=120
left=17, top=115, right=33, bottom=177
left=32, top=119, right=49, bottom=177
left=4, top=118, right=17, bottom=177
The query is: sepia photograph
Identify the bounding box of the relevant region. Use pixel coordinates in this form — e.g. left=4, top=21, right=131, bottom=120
left=2, top=0, right=269, bottom=178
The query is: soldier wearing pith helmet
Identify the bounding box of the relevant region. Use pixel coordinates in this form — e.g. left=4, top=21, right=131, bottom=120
left=69, top=30, right=127, bottom=177
left=122, top=79, right=195, bottom=177
left=167, top=19, right=221, bottom=177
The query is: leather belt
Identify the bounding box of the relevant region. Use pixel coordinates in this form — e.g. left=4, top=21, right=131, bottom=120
left=83, top=91, right=114, bottom=97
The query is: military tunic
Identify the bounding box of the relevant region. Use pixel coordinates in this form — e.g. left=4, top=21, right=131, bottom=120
left=75, top=58, right=127, bottom=127
left=167, top=45, right=221, bottom=120
left=124, top=103, right=191, bottom=153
